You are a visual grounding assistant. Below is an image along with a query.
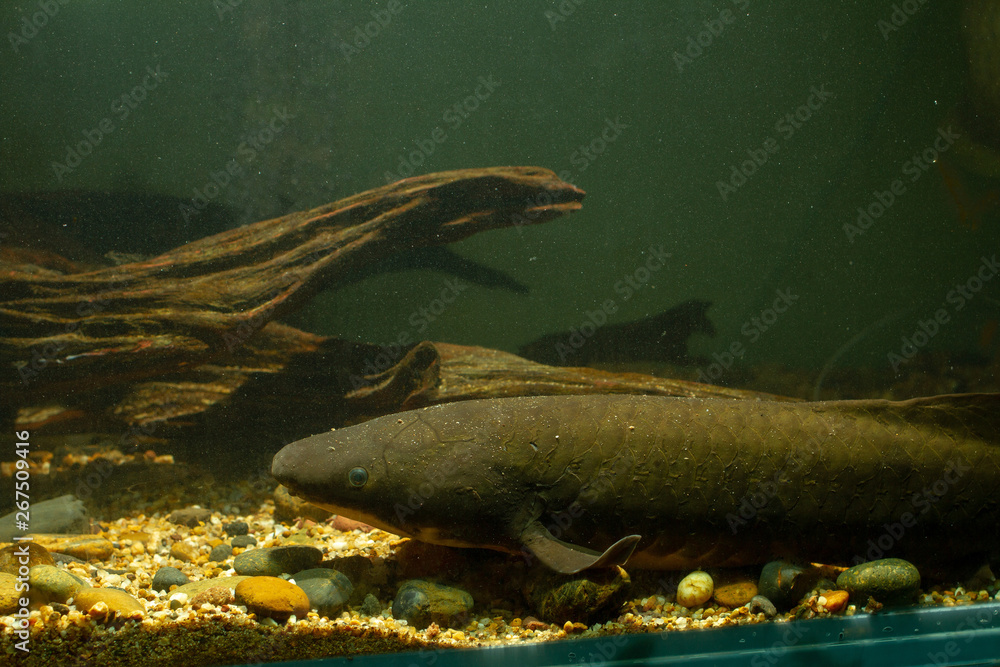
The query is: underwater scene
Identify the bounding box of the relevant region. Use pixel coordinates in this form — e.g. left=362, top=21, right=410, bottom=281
left=2, top=2, right=1000, bottom=666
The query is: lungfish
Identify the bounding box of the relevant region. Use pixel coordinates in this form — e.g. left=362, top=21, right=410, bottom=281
left=270, top=393, right=1000, bottom=573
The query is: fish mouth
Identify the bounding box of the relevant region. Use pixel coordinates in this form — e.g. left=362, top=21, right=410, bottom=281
left=270, top=445, right=297, bottom=486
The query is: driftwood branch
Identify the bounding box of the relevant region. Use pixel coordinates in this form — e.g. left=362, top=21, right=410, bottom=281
left=2, top=167, right=583, bottom=398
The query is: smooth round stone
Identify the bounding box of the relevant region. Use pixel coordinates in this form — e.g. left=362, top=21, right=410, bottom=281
left=392, top=579, right=474, bottom=630
left=713, top=580, right=758, bottom=608
left=0, top=573, right=21, bottom=614
left=235, top=576, right=310, bottom=622
left=224, top=521, right=249, bottom=537
left=210, top=544, right=234, bottom=562
left=171, top=576, right=250, bottom=599
left=0, top=542, right=54, bottom=575
left=758, top=560, right=809, bottom=608
left=73, top=588, right=145, bottom=618
left=233, top=545, right=321, bottom=577
left=152, top=567, right=191, bottom=592
left=524, top=566, right=632, bottom=625
left=29, top=565, right=87, bottom=603
left=168, top=507, right=212, bottom=527
left=676, top=571, right=714, bottom=608
left=231, top=535, right=257, bottom=548
left=34, top=536, right=114, bottom=561
left=836, top=558, right=921, bottom=605
left=293, top=568, right=353, bottom=618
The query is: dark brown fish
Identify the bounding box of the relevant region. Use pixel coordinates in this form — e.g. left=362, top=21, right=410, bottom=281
left=272, top=392, right=1000, bottom=573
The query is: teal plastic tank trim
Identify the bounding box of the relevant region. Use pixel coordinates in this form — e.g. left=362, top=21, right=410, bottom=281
left=235, top=602, right=1000, bottom=667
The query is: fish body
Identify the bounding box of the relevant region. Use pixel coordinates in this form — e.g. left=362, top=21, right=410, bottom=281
left=271, top=393, right=1000, bottom=572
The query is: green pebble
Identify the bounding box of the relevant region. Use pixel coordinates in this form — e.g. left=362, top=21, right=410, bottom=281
left=29, top=565, right=88, bottom=603
left=392, top=579, right=473, bottom=630
left=836, top=558, right=920, bottom=605
left=233, top=545, right=322, bottom=577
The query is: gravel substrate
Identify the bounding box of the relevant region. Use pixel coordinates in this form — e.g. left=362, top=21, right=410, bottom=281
left=1, top=452, right=998, bottom=667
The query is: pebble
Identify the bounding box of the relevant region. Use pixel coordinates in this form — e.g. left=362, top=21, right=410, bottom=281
left=234, top=576, right=310, bottom=622
left=170, top=541, right=200, bottom=563
left=223, top=521, right=249, bottom=536
left=0, top=573, right=21, bottom=613
left=0, top=495, right=89, bottom=541
left=822, top=589, right=850, bottom=613
left=714, top=580, right=758, bottom=608
left=758, top=561, right=812, bottom=609
left=29, top=564, right=88, bottom=603
left=31, top=535, right=114, bottom=561
left=171, top=576, right=250, bottom=599
left=359, top=593, right=382, bottom=616
left=392, top=579, right=474, bottom=629
left=523, top=615, right=549, bottom=631
left=272, top=485, right=333, bottom=523
left=73, top=588, right=145, bottom=618
left=233, top=545, right=322, bottom=577
left=190, top=585, right=234, bottom=608
left=0, top=542, right=54, bottom=574
left=676, top=571, right=714, bottom=608
left=231, top=535, right=257, bottom=549
left=524, top=565, right=632, bottom=624
left=836, top=558, right=921, bottom=605
left=293, top=568, right=354, bottom=618
left=748, top=594, right=778, bottom=618
left=151, top=567, right=191, bottom=592
left=210, top=544, right=234, bottom=562
left=168, top=507, right=213, bottom=528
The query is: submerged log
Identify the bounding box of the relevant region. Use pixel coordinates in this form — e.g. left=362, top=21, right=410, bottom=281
left=1, top=167, right=584, bottom=400
left=2, top=165, right=791, bottom=456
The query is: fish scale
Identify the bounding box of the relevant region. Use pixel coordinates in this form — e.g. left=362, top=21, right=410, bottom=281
left=272, top=392, right=1000, bottom=572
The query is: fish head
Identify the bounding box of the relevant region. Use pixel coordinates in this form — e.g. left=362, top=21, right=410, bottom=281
left=271, top=404, right=536, bottom=549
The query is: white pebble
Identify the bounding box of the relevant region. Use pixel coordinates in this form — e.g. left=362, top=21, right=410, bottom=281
left=676, top=571, right=714, bottom=608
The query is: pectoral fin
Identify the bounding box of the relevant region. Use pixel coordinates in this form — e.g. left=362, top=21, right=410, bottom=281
left=520, top=520, right=640, bottom=574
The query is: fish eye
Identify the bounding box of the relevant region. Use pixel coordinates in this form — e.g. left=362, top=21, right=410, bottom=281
left=348, top=467, right=368, bottom=488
